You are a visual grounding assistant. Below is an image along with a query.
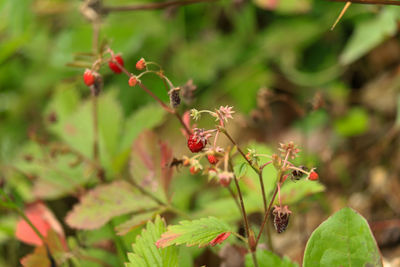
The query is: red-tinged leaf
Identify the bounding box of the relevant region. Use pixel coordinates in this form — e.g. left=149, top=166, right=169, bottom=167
left=129, top=132, right=172, bottom=200
left=159, top=141, right=173, bottom=197
left=21, top=229, right=67, bottom=267
left=155, top=233, right=181, bottom=248
left=65, top=181, right=158, bottom=230
left=15, top=202, right=65, bottom=246
left=209, top=232, right=231, bottom=246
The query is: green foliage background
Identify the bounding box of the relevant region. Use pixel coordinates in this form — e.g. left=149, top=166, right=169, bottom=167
left=0, top=0, right=399, bottom=266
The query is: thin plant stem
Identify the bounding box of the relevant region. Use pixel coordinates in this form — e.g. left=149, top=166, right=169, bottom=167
left=258, top=172, right=267, bottom=212
left=137, top=82, right=174, bottom=112
left=102, top=0, right=218, bottom=13
left=251, top=251, right=259, bottom=267
left=255, top=181, right=279, bottom=245
left=232, top=175, right=250, bottom=239
left=220, top=129, right=259, bottom=174
left=327, top=0, right=400, bottom=5
left=173, top=111, right=192, bottom=136
left=331, top=2, right=351, bottom=30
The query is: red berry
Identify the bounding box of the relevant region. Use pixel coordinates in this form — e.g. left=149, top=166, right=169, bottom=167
left=207, top=154, right=218, bottom=165
left=308, top=171, right=319, bottom=181
left=83, top=69, right=95, bottom=86
left=128, top=76, right=138, bottom=87
left=108, top=55, right=124, bottom=74
left=219, top=177, right=231, bottom=187
left=136, top=58, right=146, bottom=70
left=187, top=134, right=206, bottom=153
left=190, top=166, right=199, bottom=175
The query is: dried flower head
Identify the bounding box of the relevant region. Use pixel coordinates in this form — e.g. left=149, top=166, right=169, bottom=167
left=214, top=106, right=235, bottom=123
left=278, top=141, right=300, bottom=159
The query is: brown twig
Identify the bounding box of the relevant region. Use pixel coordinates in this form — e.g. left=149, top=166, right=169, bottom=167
left=102, top=0, right=217, bottom=13
left=328, top=0, right=400, bottom=5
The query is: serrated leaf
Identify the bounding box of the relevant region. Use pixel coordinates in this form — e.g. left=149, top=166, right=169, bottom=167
left=245, top=249, right=298, bottom=267
left=156, top=217, right=231, bottom=248
left=303, top=207, right=383, bottom=267
left=66, top=181, right=158, bottom=230
left=125, top=215, right=178, bottom=267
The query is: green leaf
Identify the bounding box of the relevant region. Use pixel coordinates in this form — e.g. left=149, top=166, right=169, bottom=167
left=340, top=7, right=399, bottom=65
left=245, top=249, right=298, bottom=267
left=125, top=215, right=178, bottom=267
left=156, top=217, right=231, bottom=248
left=116, top=212, right=158, bottom=236
left=334, top=107, right=369, bottom=137
left=303, top=207, right=383, bottom=267
left=119, top=103, right=166, bottom=153
left=66, top=181, right=158, bottom=230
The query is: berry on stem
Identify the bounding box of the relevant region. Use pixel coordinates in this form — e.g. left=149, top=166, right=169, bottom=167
left=207, top=154, right=218, bottom=165
left=308, top=171, right=319, bottom=181
left=83, top=69, right=95, bottom=86
left=108, top=55, right=124, bottom=74
left=128, top=76, right=138, bottom=87
left=136, top=58, right=146, bottom=70
left=190, top=166, right=199, bottom=175
left=187, top=134, right=206, bottom=153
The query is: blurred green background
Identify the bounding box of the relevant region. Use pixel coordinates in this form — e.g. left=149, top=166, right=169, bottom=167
left=1, top=0, right=400, bottom=266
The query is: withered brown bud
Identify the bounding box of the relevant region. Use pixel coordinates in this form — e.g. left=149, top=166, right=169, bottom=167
left=168, top=87, right=181, bottom=108
left=291, top=165, right=308, bottom=181
left=272, top=205, right=291, bottom=234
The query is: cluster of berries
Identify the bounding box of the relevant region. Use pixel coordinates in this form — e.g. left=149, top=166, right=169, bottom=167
left=82, top=54, right=146, bottom=89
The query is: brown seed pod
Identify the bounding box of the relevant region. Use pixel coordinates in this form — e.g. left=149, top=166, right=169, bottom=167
left=169, top=87, right=181, bottom=108
left=272, top=205, right=291, bottom=234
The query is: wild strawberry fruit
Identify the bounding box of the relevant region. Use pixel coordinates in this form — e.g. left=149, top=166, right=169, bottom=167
left=207, top=154, right=218, bottom=165
left=83, top=69, right=95, bottom=86
left=108, top=55, right=124, bottom=74
left=136, top=58, right=146, bottom=70
left=128, top=76, right=138, bottom=87
left=272, top=205, right=291, bottom=234
left=190, top=166, right=199, bottom=175
left=187, top=134, right=206, bottom=153
left=308, top=171, right=319, bottom=181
